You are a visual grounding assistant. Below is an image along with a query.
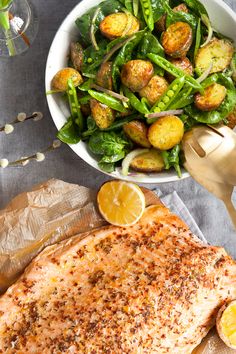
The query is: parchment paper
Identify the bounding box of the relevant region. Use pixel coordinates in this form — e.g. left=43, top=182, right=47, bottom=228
left=0, top=179, right=234, bottom=353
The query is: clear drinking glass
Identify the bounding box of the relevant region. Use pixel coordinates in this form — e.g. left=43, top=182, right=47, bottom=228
left=0, top=0, right=38, bottom=57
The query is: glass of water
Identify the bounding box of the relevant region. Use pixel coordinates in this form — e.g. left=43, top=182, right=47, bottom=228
left=0, top=0, right=38, bottom=57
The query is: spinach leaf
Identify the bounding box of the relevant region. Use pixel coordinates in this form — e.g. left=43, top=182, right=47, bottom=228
left=161, top=0, right=197, bottom=30
left=75, top=0, right=123, bottom=46
left=183, top=0, right=208, bottom=17
left=112, top=30, right=146, bottom=90
left=89, top=131, right=132, bottom=156
left=161, top=144, right=182, bottom=178
left=82, top=39, right=108, bottom=76
left=185, top=88, right=236, bottom=124
left=98, top=161, right=115, bottom=172
left=57, top=117, right=81, bottom=144
left=82, top=116, right=98, bottom=139
left=151, top=0, right=166, bottom=22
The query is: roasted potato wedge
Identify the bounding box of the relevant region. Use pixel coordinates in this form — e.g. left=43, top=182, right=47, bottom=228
left=99, top=12, right=140, bottom=40
left=195, top=83, right=227, bottom=111
left=148, top=115, right=184, bottom=150
left=130, top=149, right=165, bottom=172
left=121, top=60, right=154, bottom=92
left=155, top=3, right=189, bottom=32
left=227, top=106, right=236, bottom=129
left=123, top=121, right=151, bottom=148
left=139, top=75, right=169, bottom=106
left=167, top=57, right=193, bottom=82
left=195, top=38, right=234, bottom=74
left=162, top=22, right=193, bottom=58
left=51, top=68, right=83, bottom=92
left=96, top=62, right=113, bottom=90
left=90, top=99, right=115, bottom=129
left=70, top=42, right=83, bottom=71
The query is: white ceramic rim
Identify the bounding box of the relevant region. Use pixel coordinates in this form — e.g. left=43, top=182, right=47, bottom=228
left=45, top=0, right=236, bottom=184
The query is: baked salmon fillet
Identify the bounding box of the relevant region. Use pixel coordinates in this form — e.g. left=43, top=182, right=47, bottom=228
left=0, top=205, right=236, bottom=353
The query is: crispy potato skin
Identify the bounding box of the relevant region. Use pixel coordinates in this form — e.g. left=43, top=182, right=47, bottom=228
left=162, top=22, right=193, bottom=58
left=148, top=115, right=184, bottom=150
left=123, top=121, right=151, bottom=148
left=121, top=60, right=154, bottom=92
left=167, top=57, right=193, bottom=82
left=70, top=42, right=83, bottom=71
left=90, top=99, right=115, bottom=129
left=139, top=75, right=169, bottom=106
left=130, top=149, right=165, bottom=172
left=155, top=3, right=189, bottom=32
left=195, top=83, right=227, bottom=111
left=96, top=62, right=113, bottom=90
left=51, top=68, right=83, bottom=91
left=99, top=12, right=140, bottom=40
left=195, top=38, right=234, bottom=74
left=227, top=106, right=236, bottom=129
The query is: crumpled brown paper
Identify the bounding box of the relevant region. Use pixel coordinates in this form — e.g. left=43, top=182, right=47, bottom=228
left=0, top=179, right=107, bottom=293
left=0, top=179, right=234, bottom=354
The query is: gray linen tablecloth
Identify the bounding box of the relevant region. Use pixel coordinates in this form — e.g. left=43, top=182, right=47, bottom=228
left=0, top=0, right=236, bottom=257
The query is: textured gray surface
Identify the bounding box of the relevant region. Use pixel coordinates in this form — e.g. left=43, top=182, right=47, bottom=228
left=0, top=0, right=236, bottom=256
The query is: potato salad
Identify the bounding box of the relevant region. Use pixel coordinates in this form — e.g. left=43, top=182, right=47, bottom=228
left=50, top=0, right=236, bottom=177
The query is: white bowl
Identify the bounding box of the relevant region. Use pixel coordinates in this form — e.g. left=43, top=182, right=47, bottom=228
left=45, top=0, right=236, bottom=184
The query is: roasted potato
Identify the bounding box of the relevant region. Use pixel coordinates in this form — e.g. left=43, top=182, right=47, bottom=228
left=70, top=42, right=83, bottom=71
left=130, top=149, right=165, bottom=172
left=139, top=75, right=169, bottom=106
left=121, top=60, right=154, bottom=92
left=155, top=3, right=189, bottom=33
left=195, top=83, right=227, bottom=111
left=51, top=68, right=83, bottom=92
left=148, top=115, right=184, bottom=150
left=99, top=12, right=140, bottom=40
left=195, top=38, right=234, bottom=74
left=167, top=57, right=193, bottom=82
left=123, top=121, right=151, bottom=148
left=227, top=106, right=236, bottom=129
left=90, top=99, right=115, bottom=129
left=80, top=103, right=91, bottom=117
left=162, top=22, right=193, bottom=58
left=96, top=62, right=113, bottom=90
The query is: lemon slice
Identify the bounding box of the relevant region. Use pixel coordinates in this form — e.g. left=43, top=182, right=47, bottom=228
left=97, top=181, right=145, bottom=226
left=217, top=300, right=236, bottom=349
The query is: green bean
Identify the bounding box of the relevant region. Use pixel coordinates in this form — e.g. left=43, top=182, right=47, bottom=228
left=149, top=76, right=185, bottom=119
left=88, top=90, right=128, bottom=113
left=140, top=0, right=154, bottom=31
left=123, top=86, right=150, bottom=115
left=147, top=53, right=204, bottom=93
left=169, top=86, right=194, bottom=110
left=67, top=79, right=84, bottom=131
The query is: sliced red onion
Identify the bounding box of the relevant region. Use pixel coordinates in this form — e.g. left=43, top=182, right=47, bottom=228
left=146, top=110, right=184, bottom=119
left=91, top=84, right=129, bottom=102
left=90, top=7, right=100, bottom=51
left=102, top=35, right=135, bottom=64
left=201, top=15, right=213, bottom=48
left=122, top=149, right=149, bottom=176
left=196, top=62, right=213, bottom=83
left=122, top=11, right=134, bottom=37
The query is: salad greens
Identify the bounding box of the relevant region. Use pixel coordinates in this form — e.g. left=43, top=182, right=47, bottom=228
left=52, top=0, right=236, bottom=177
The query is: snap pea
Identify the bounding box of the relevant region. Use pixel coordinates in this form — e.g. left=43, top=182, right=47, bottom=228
left=88, top=90, right=128, bottom=113
left=169, top=86, right=194, bottom=110
left=194, top=18, right=201, bottom=60
left=123, top=86, right=150, bottom=115
left=147, top=54, right=204, bottom=93
left=149, top=76, right=185, bottom=119
left=67, top=79, right=84, bottom=131
left=140, top=0, right=154, bottom=31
